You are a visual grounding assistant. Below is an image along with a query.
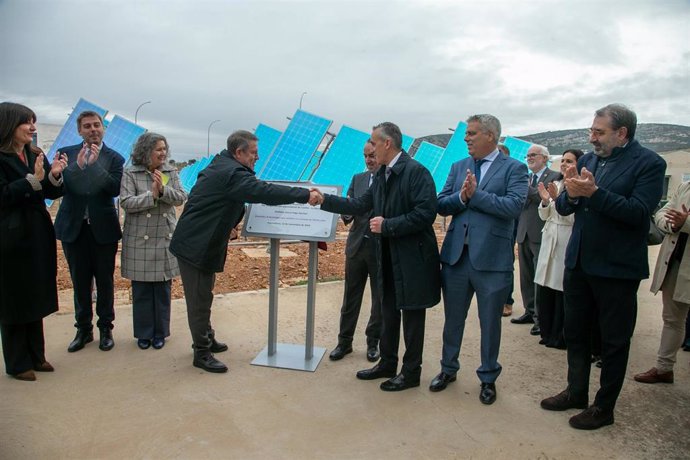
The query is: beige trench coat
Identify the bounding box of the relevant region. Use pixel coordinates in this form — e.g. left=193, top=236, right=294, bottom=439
left=534, top=181, right=574, bottom=291
left=650, top=181, right=690, bottom=303
left=120, top=163, right=187, bottom=282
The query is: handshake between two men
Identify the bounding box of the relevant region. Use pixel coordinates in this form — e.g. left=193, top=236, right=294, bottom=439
left=307, top=188, right=385, bottom=234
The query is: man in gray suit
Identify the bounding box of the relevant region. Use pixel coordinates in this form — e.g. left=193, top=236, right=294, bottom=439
left=429, top=114, right=528, bottom=404
left=511, top=144, right=558, bottom=336
left=329, top=143, right=382, bottom=362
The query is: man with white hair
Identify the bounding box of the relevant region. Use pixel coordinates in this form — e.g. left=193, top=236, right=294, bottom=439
left=511, top=144, right=558, bottom=336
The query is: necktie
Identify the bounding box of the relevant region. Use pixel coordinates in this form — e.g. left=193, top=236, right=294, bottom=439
left=530, top=173, right=538, bottom=187
left=474, top=159, right=486, bottom=184
left=368, top=173, right=374, bottom=188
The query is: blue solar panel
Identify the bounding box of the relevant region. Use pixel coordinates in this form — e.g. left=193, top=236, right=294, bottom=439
left=503, top=136, right=532, bottom=163
left=402, top=134, right=415, bottom=152
left=432, top=121, right=469, bottom=193
left=254, top=123, right=282, bottom=175
left=181, top=156, right=214, bottom=193
left=102, top=115, right=146, bottom=165
left=258, top=110, right=332, bottom=181
left=311, top=125, right=370, bottom=194
left=48, top=98, right=108, bottom=162
left=413, top=141, right=445, bottom=172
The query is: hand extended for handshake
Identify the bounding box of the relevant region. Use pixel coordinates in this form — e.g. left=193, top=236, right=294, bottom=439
left=563, top=165, right=598, bottom=198
left=307, top=188, right=384, bottom=233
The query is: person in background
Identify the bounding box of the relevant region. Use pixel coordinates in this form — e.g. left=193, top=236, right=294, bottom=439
left=54, top=111, right=124, bottom=353
left=329, top=143, right=382, bottom=363
left=534, top=149, right=584, bottom=349
left=0, top=102, right=67, bottom=381
left=498, top=142, right=517, bottom=317
left=634, top=180, right=690, bottom=384
left=120, top=133, right=187, bottom=350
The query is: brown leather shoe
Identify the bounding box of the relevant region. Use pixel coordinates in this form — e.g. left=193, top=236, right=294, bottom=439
left=13, top=370, right=36, bottom=381
left=633, top=367, right=674, bottom=384
left=34, top=361, right=55, bottom=372
left=502, top=304, right=513, bottom=317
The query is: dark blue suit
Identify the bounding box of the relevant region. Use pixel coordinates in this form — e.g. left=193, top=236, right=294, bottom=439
left=438, top=151, right=527, bottom=382
left=556, top=139, right=666, bottom=411
left=54, top=143, right=124, bottom=332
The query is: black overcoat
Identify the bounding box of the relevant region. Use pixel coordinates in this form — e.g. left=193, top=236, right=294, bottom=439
left=322, top=152, right=441, bottom=310
left=0, top=146, right=64, bottom=324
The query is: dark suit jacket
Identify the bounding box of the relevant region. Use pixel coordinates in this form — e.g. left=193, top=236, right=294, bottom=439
left=54, top=143, right=124, bottom=244
left=556, top=139, right=666, bottom=280
left=516, top=167, right=559, bottom=243
left=438, top=153, right=528, bottom=271
left=321, top=152, right=440, bottom=310
left=343, top=171, right=374, bottom=258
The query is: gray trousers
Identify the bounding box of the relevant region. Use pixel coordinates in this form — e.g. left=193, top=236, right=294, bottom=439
left=178, top=258, right=216, bottom=352
left=656, top=258, right=690, bottom=372
left=518, top=236, right=541, bottom=324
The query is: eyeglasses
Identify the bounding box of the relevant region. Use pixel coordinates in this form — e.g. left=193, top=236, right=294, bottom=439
left=526, top=153, right=541, bottom=158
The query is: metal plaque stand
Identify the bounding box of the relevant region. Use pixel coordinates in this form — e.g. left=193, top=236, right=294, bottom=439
left=251, top=239, right=326, bottom=372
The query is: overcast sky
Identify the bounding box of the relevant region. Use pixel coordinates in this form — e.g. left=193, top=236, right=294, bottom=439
left=2, top=0, right=689, bottom=160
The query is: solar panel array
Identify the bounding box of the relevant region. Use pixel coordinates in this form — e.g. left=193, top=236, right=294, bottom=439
left=431, top=121, right=468, bottom=193
left=503, top=136, right=532, bottom=163
left=402, top=134, right=414, bottom=152
left=254, top=123, right=282, bottom=176
left=47, top=98, right=108, bottom=162
left=311, top=125, right=370, bottom=194
left=102, top=115, right=146, bottom=165
left=180, top=155, right=213, bottom=193
left=258, top=110, right=332, bottom=181
left=413, top=141, right=445, bottom=173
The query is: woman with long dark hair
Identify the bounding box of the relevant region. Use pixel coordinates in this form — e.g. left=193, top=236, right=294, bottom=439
left=0, top=102, right=67, bottom=381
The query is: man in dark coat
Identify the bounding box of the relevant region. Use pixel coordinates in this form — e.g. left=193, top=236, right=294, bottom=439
left=512, top=144, right=559, bottom=335
left=54, top=111, right=125, bottom=353
left=541, top=103, right=667, bottom=430
left=328, top=143, right=382, bottom=363
left=316, top=122, right=441, bottom=392
left=170, top=130, right=321, bottom=373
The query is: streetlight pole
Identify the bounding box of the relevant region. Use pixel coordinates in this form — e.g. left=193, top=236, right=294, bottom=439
left=134, top=100, right=151, bottom=124
left=299, top=91, right=307, bottom=109
left=207, top=119, right=220, bottom=157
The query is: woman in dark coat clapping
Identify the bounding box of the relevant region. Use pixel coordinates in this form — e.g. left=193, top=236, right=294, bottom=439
left=0, top=102, right=67, bottom=381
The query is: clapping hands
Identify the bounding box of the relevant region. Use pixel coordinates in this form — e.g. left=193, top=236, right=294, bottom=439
left=460, top=169, right=477, bottom=202
left=50, top=152, right=68, bottom=179
left=151, top=169, right=164, bottom=199
left=563, top=166, right=597, bottom=198
left=665, top=204, right=689, bottom=232
left=538, top=181, right=558, bottom=205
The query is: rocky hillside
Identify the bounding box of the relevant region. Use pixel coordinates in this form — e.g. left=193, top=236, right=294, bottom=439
left=410, top=123, right=690, bottom=155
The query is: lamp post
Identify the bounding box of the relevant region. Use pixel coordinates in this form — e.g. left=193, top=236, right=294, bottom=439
left=207, top=119, right=220, bottom=157
left=134, top=101, right=151, bottom=124
left=299, top=91, right=307, bottom=109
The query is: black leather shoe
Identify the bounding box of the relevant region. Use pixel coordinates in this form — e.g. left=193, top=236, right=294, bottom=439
left=152, top=337, right=165, bottom=349
left=137, top=339, right=151, bottom=350
left=479, top=382, right=497, bottom=405
left=429, top=371, right=457, bottom=392
left=210, top=338, right=228, bottom=353
left=193, top=353, right=228, bottom=373
left=541, top=389, right=588, bottom=411
left=530, top=325, right=541, bottom=336
left=329, top=344, right=353, bottom=361
left=511, top=313, right=534, bottom=324
left=569, top=405, right=614, bottom=430
left=356, top=364, right=396, bottom=380
left=68, top=330, right=94, bottom=353
left=380, top=373, right=420, bottom=391
left=99, top=328, right=114, bottom=351
left=366, top=345, right=380, bottom=362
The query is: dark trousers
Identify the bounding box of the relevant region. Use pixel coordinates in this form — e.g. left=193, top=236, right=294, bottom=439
left=536, top=285, right=565, bottom=347
left=178, top=258, right=216, bottom=352
left=378, top=240, right=426, bottom=379
left=563, top=267, right=639, bottom=411
left=1, top=320, right=46, bottom=375
left=132, top=280, right=172, bottom=340
left=518, top=237, right=541, bottom=324
left=62, top=221, right=117, bottom=331
left=337, top=238, right=382, bottom=347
